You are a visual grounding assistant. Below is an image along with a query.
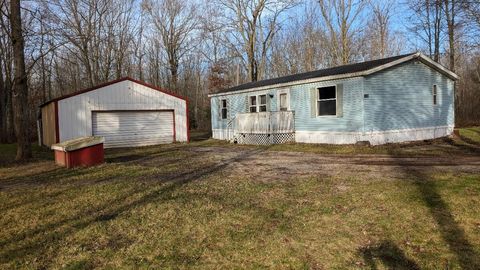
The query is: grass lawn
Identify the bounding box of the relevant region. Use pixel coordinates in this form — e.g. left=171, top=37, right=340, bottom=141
left=0, top=128, right=479, bottom=269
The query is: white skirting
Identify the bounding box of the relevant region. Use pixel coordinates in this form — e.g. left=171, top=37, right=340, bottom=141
left=212, top=129, right=234, bottom=140
left=295, top=126, right=454, bottom=145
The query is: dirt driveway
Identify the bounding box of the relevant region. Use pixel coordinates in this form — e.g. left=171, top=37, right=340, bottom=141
left=1, top=142, right=479, bottom=192
left=186, top=146, right=480, bottom=180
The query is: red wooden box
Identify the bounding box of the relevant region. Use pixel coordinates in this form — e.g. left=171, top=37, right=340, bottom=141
left=51, top=137, right=105, bottom=168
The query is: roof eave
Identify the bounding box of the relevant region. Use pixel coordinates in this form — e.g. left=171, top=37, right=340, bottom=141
left=417, top=53, right=460, bottom=80
left=208, top=71, right=367, bottom=97
left=40, top=77, right=187, bottom=108
left=208, top=52, right=459, bottom=97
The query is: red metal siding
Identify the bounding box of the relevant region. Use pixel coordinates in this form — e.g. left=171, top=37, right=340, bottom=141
left=54, top=143, right=104, bottom=168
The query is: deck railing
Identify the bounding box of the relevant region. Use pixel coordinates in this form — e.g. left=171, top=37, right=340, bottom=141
left=234, top=111, right=295, bottom=134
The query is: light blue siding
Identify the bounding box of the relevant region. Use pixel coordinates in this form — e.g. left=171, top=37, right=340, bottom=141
left=211, top=78, right=364, bottom=132
left=211, top=88, right=278, bottom=130
left=364, top=61, right=455, bottom=131
left=290, top=77, right=364, bottom=132
left=210, top=60, right=455, bottom=135
left=210, top=98, right=223, bottom=129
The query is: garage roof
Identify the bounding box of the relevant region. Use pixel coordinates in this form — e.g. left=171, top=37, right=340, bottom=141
left=40, top=77, right=186, bottom=107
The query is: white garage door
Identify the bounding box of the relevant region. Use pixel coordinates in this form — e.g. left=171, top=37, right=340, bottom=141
left=92, top=111, right=174, bottom=148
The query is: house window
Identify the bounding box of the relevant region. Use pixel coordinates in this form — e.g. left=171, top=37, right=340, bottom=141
left=249, top=95, right=268, bottom=112
left=317, top=86, right=336, bottom=116
left=249, top=96, right=257, bottom=112
left=259, top=95, right=267, bottom=112
left=221, top=99, right=227, bottom=119
left=279, top=93, right=287, bottom=111
left=433, top=85, right=438, bottom=105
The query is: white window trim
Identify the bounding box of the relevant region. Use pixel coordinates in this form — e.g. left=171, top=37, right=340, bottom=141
left=249, top=96, right=257, bottom=113
left=259, top=94, right=267, bottom=112
left=220, top=99, right=228, bottom=119
left=249, top=94, right=268, bottom=113
left=317, top=85, right=337, bottom=117
left=432, top=85, right=438, bottom=106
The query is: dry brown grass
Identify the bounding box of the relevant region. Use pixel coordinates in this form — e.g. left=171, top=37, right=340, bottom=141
left=0, top=128, right=479, bottom=269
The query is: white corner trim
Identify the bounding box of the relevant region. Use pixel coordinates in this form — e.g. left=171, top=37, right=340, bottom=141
left=208, top=53, right=459, bottom=98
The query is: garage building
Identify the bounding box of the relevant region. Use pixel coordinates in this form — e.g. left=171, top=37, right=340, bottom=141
left=40, top=78, right=189, bottom=148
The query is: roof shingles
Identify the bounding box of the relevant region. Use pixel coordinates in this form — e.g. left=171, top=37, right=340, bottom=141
left=217, top=53, right=416, bottom=94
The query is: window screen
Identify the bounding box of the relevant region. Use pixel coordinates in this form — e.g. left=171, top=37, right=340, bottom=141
left=317, top=86, right=336, bottom=116
left=433, top=85, right=438, bottom=105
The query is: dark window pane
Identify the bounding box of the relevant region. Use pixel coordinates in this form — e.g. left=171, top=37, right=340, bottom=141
left=250, top=96, right=256, bottom=106
left=221, top=108, right=227, bottom=119
left=222, top=99, right=227, bottom=107
left=259, top=105, right=267, bottom=112
left=318, top=100, right=336, bottom=115
left=433, top=95, right=437, bottom=105
left=319, top=86, right=336, bottom=100
left=260, top=95, right=267, bottom=104
left=250, top=106, right=257, bottom=113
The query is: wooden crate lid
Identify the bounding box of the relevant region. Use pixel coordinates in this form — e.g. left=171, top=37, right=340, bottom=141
left=51, top=136, right=104, bottom=152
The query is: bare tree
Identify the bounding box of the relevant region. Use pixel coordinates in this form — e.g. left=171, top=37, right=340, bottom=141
left=42, top=0, right=138, bottom=87
left=144, top=0, right=197, bottom=90
left=407, top=0, right=443, bottom=62
left=366, top=1, right=392, bottom=59
left=270, top=3, right=328, bottom=76
left=317, top=0, right=367, bottom=65
left=0, top=0, right=15, bottom=143
left=10, top=0, right=32, bottom=160
left=461, top=0, right=480, bottom=47
left=217, top=0, right=298, bottom=82
left=461, top=1, right=480, bottom=27
left=0, top=55, right=6, bottom=143
left=443, top=0, right=457, bottom=72
left=1, top=0, right=480, bottom=158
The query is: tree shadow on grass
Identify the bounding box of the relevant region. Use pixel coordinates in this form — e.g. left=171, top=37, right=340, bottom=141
left=105, top=145, right=187, bottom=163
left=408, top=167, right=480, bottom=269
left=359, top=240, right=420, bottom=270
left=357, top=167, right=479, bottom=269
left=0, top=147, right=265, bottom=266
left=386, top=144, right=480, bottom=269
left=0, top=166, right=78, bottom=191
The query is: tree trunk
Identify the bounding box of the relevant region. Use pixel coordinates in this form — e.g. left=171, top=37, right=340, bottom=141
left=10, top=0, right=32, bottom=160
left=170, top=63, right=178, bottom=90
left=5, top=76, right=15, bottom=143
left=433, top=0, right=441, bottom=63
left=248, top=51, right=258, bottom=82
left=444, top=0, right=455, bottom=72
left=0, top=58, right=6, bottom=143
